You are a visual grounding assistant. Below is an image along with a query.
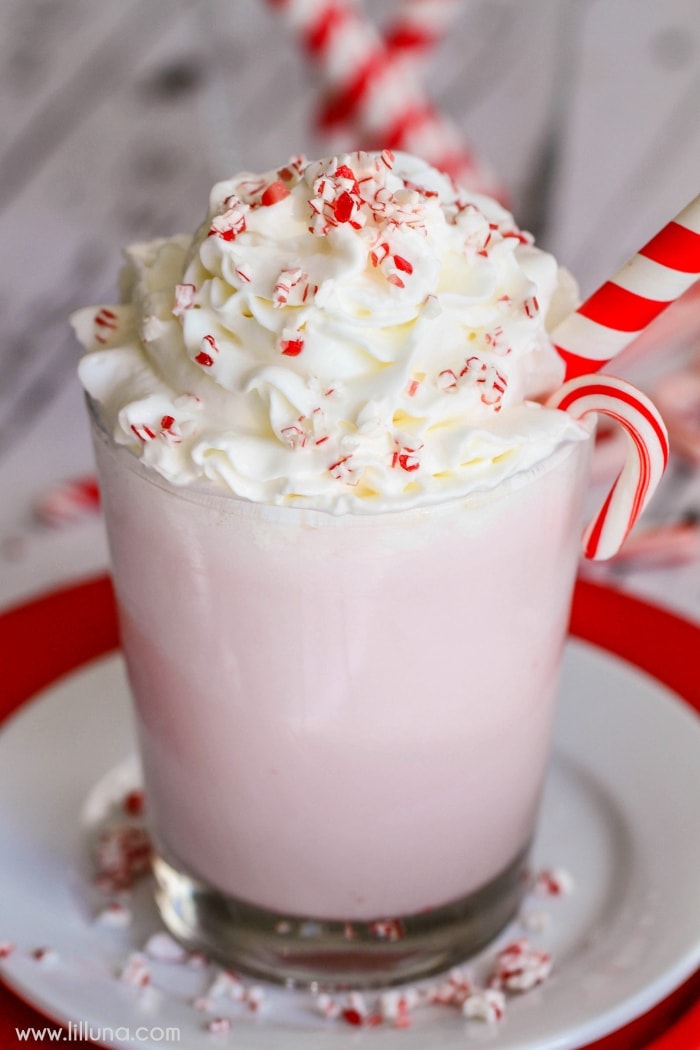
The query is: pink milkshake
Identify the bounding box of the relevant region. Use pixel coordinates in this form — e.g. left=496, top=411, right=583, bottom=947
left=75, top=150, right=593, bottom=985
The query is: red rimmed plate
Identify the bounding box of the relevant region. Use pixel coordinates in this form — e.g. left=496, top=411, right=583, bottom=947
left=0, top=577, right=698, bottom=1049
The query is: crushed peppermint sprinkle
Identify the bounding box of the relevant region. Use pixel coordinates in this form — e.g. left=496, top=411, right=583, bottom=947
left=195, top=334, right=219, bottom=368
left=0, top=942, right=15, bottom=958
left=437, top=369, right=458, bottom=392
left=532, top=867, right=575, bottom=898
left=277, top=154, right=306, bottom=183
left=273, top=268, right=314, bottom=308
left=279, top=331, right=305, bottom=357
left=94, top=823, right=152, bottom=892
left=31, top=947, right=60, bottom=966
left=207, top=969, right=247, bottom=1001
left=207, top=1017, right=231, bottom=1034
left=308, top=161, right=368, bottom=236
left=208, top=199, right=247, bottom=241
left=459, top=355, right=508, bottom=411
left=122, top=788, right=145, bottom=817
left=144, top=931, right=189, bottom=964
left=173, top=283, right=196, bottom=318
left=245, top=986, right=266, bottom=1012
left=130, top=423, right=157, bottom=443
left=280, top=423, right=308, bottom=449
left=260, top=180, right=290, bottom=206
left=328, top=454, right=355, bottom=483
left=462, top=988, right=506, bottom=1023
left=380, top=988, right=420, bottom=1027
left=391, top=443, right=422, bottom=472
left=523, top=295, right=540, bottom=318
left=316, top=993, right=342, bottom=1019
left=93, top=307, right=119, bottom=345
left=119, top=952, right=151, bottom=988
left=488, top=938, right=553, bottom=992
left=341, top=993, right=383, bottom=1028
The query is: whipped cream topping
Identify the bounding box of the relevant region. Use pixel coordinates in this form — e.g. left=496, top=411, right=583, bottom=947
left=74, top=151, right=586, bottom=511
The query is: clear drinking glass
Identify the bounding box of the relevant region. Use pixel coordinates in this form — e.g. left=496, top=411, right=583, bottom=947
left=90, top=402, right=592, bottom=988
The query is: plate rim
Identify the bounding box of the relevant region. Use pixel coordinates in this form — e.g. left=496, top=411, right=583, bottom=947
left=0, top=575, right=699, bottom=1050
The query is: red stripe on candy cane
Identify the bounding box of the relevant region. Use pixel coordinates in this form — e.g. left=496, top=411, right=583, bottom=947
left=554, top=381, right=669, bottom=465
left=553, top=193, right=700, bottom=380
left=583, top=423, right=652, bottom=560
left=304, top=1, right=350, bottom=54
left=547, top=376, right=668, bottom=560
left=34, top=476, right=101, bottom=528
left=640, top=221, right=700, bottom=273
left=319, top=54, right=388, bottom=130
left=384, top=0, right=464, bottom=58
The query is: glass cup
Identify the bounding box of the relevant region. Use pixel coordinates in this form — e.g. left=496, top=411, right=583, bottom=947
left=89, top=402, right=592, bottom=988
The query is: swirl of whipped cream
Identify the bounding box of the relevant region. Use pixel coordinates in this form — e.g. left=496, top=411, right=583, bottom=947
left=73, top=150, right=587, bottom=511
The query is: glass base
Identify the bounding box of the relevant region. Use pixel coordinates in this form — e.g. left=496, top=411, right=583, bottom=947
left=153, top=846, right=530, bottom=990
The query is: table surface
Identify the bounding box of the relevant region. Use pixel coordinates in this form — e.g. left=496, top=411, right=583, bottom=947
left=1, top=0, right=700, bottom=619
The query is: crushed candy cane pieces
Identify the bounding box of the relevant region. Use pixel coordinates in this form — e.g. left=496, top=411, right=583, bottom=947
left=489, top=938, right=552, bottom=992
left=462, top=988, right=506, bottom=1024
left=122, top=788, right=145, bottom=817
left=207, top=1016, right=231, bottom=1034
left=94, top=823, right=152, bottom=892
left=119, top=951, right=151, bottom=987
left=208, top=969, right=247, bottom=1001
left=532, top=866, right=575, bottom=898
left=144, top=931, right=189, bottom=964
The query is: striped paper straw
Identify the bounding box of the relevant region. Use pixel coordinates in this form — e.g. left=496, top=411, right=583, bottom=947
left=267, top=0, right=501, bottom=197
left=553, top=194, right=700, bottom=380
left=548, top=375, right=669, bottom=560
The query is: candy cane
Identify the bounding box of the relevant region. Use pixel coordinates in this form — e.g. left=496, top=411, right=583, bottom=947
left=33, top=475, right=101, bottom=528
left=548, top=375, right=669, bottom=560
left=267, top=0, right=501, bottom=197
left=384, top=0, right=465, bottom=63
left=553, top=194, right=700, bottom=380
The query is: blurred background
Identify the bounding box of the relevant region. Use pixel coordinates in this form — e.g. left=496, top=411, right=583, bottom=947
left=1, top=0, right=700, bottom=615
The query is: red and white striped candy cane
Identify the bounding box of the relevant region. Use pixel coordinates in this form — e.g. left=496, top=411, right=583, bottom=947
left=267, top=0, right=501, bottom=197
left=33, top=475, right=101, bottom=528
left=384, top=0, right=465, bottom=62
left=553, top=194, right=700, bottom=380
left=548, top=375, right=669, bottom=560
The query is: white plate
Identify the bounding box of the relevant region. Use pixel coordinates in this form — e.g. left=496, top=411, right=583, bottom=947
left=0, top=640, right=699, bottom=1049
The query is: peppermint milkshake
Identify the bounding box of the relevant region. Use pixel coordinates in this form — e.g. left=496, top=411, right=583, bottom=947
left=74, top=151, right=592, bottom=986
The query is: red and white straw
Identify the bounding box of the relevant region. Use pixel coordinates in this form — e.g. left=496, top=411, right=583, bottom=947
left=553, top=194, right=700, bottom=380
left=267, top=0, right=501, bottom=197
left=548, top=375, right=669, bottom=560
